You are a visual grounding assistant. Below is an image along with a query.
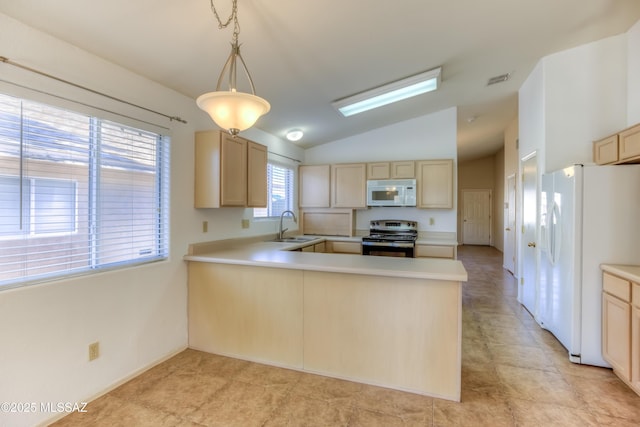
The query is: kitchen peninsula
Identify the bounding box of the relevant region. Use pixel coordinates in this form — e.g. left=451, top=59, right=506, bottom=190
left=184, top=236, right=468, bottom=401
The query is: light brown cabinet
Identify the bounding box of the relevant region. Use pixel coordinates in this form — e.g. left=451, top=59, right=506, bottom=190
left=367, top=161, right=415, bottom=179
left=194, top=130, right=267, bottom=208
left=601, top=271, right=640, bottom=396
left=416, top=159, right=454, bottom=209
left=298, top=165, right=331, bottom=208
left=593, top=123, right=640, bottom=165
left=331, top=163, right=366, bottom=208
left=415, top=244, right=456, bottom=259
left=325, top=241, right=361, bottom=254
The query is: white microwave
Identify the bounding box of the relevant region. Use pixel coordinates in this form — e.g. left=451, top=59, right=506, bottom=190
left=366, top=179, right=417, bottom=207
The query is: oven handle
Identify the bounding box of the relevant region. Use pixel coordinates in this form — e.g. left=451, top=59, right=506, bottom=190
left=361, top=241, right=415, bottom=248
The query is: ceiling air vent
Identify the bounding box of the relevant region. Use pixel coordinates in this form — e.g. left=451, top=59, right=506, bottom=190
left=487, top=73, right=510, bottom=86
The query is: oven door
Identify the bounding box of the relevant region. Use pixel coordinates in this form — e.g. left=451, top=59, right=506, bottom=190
left=362, top=241, right=414, bottom=257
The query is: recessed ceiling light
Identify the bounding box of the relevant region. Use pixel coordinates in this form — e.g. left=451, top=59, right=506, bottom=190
left=286, top=129, right=304, bottom=141
left=332, top=67, right=442, bottom=117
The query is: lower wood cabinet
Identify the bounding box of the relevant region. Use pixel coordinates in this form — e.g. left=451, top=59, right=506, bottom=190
left=415, top=244, right=456, bottom=259
left=325, top=241, right=361, bottom=254
left=602, top=271, right=640, bottom=396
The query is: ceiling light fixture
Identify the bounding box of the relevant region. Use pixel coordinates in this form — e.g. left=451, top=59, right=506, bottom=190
left=196, top=0, right=270, bottom=136
left=286, top=129, right=304, bottom=142
left=332, top=67, right=442, bottom=117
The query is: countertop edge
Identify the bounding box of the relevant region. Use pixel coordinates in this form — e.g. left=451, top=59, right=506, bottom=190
left=601, top=264, right=640, bottom=283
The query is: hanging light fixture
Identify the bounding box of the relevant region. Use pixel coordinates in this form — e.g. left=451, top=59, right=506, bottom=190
left=197, top=0, right=270, bottom=136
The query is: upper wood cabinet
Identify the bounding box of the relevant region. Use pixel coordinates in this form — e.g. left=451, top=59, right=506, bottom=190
left=299, top=165, right=331, bottom=208
left=332, top=163, right=366, bottom=208
left=367, top=161, right=415, bottom=179
left=194, top=130, right=267, bottom=208
left=417, top=159, right=453, bottom=209
left=593, top=123, right=640, bottom=165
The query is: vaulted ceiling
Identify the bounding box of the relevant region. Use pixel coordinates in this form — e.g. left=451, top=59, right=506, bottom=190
left=2, top=0, right=640, bottom=160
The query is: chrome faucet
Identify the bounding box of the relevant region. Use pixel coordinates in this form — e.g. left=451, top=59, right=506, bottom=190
left=278, top=210, right=297, bottom=240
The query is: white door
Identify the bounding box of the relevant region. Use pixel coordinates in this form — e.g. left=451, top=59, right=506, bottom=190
left=504, top=174, right=516, bottom=274
left=462, top=190, right=491, bottom=245
left=520, top=153, right=538, bottom=317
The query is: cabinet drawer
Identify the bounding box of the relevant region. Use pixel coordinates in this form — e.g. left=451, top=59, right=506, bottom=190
left=603, top=272, right=631, bottom=302
left=593, top=135, right=619, bottom=165
left=620, top=123, right=640, bottom=161
left=633, top=283, right=640, bottom=308
left=415, top=245, right=455, bottom=259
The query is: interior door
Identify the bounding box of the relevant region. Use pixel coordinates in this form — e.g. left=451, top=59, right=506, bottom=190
left=504, top=174, right=516, bottom=274
left=462, top=190, right=491, bottom=245
left=520, top=153, right=538, bottom=317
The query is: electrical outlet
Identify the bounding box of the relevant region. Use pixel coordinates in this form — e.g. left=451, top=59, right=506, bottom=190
left=429, top=217, right=435, bottom=225
left=202, top=221, right=208, bottom=233
left=88, top=342, right=100, bottom=361
left=241, top=219, right=250, bottom=229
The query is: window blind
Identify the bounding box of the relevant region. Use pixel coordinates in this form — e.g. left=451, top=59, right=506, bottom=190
left=0, top=92, right=169, bottom=289
left=254, top=162, right=295, bottom=218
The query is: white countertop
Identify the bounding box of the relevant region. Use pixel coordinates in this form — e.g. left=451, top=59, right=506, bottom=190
left=601, top=264, right=640, bottom=282
left=184, top=236, right=467, bottom=282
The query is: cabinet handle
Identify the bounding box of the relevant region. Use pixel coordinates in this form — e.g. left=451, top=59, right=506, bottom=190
left=527, top=242, right=536, bottom=247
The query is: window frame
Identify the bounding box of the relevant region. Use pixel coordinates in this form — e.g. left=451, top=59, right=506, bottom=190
left=253, top=160, right=297, bottom=220
left=0, top=92, right=170, bottom=290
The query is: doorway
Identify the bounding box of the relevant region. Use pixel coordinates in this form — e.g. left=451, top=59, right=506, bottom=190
left=462, top=189, right=491, bottom=245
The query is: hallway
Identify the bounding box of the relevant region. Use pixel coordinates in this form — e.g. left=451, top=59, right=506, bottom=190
left=52, top=246, right=640, bottom=426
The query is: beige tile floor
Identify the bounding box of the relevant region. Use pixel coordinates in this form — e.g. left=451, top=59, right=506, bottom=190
left=52, top=245, right=640, bottom=426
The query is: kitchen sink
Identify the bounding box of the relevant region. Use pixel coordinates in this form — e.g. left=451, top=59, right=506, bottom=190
left=267, top=236, right=318, bottom=243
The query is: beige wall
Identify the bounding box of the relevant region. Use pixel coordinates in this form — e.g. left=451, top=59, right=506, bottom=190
left=457, top=155, right=495, bottom=245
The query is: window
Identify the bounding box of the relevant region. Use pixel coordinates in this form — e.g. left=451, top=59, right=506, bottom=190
left=0, top=92, right=170, bottom=288
left=254, top=162, right=295, bottom=218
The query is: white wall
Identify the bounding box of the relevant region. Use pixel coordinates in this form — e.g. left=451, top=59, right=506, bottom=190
left=304, top=108, right=458, bottom=233
left=543, top=34, right=627, bottom=172
left=628, top=19, right=640, bottom=125
left=0, top=13, right=301, bottom=427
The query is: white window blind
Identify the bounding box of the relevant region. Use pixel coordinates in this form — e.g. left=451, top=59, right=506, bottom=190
left=0, top=92, right=170, bottom=289
left=254, top=162, right=295, bottom=218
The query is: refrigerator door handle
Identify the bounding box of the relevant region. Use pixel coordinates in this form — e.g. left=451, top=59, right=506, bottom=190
left=548, top=202, right=562, bottom=265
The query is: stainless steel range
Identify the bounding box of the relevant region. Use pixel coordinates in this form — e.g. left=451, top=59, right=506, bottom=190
left=362, top=220, right=418, bottom=257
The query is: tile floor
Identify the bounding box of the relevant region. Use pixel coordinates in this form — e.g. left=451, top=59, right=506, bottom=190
left=52, top=246, right=640, bottom=426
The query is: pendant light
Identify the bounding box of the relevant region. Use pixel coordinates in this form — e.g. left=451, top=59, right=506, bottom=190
left=197, top=0, right=270, bottom=136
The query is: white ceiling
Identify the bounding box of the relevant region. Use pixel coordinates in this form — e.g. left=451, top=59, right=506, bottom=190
left=2, top=0, right=640, bottom=160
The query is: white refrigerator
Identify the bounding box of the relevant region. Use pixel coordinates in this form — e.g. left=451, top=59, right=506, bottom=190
left=539, top=164, right=640, bottom=367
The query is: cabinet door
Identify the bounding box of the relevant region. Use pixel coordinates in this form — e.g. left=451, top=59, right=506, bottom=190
left=391, top=161, right=415, bottom=178
left=620, top=124, right=640, bottom=162
left=332, top=163, right=366, bottom=208
left=220, top=134, right=248, bottom=206
left=632, top=306, right=640, bottom=390
left=247, top=141, right=267, bottom=207
left=417, top=159, right=453, bottom=209
left=602, top=292, right=631, bottom=379
left=367, top=162, right=390, bottom=179
left=593, top=135, right=619, bottom=165
left=299, top=165, right=331, bottom=208
left=415, top=244, right=455, bottom=259
left=194, top=131, right=222, bottom=208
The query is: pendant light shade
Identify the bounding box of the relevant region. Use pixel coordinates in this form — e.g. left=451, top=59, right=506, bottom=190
left=197, top=91, right=270, bottom=135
